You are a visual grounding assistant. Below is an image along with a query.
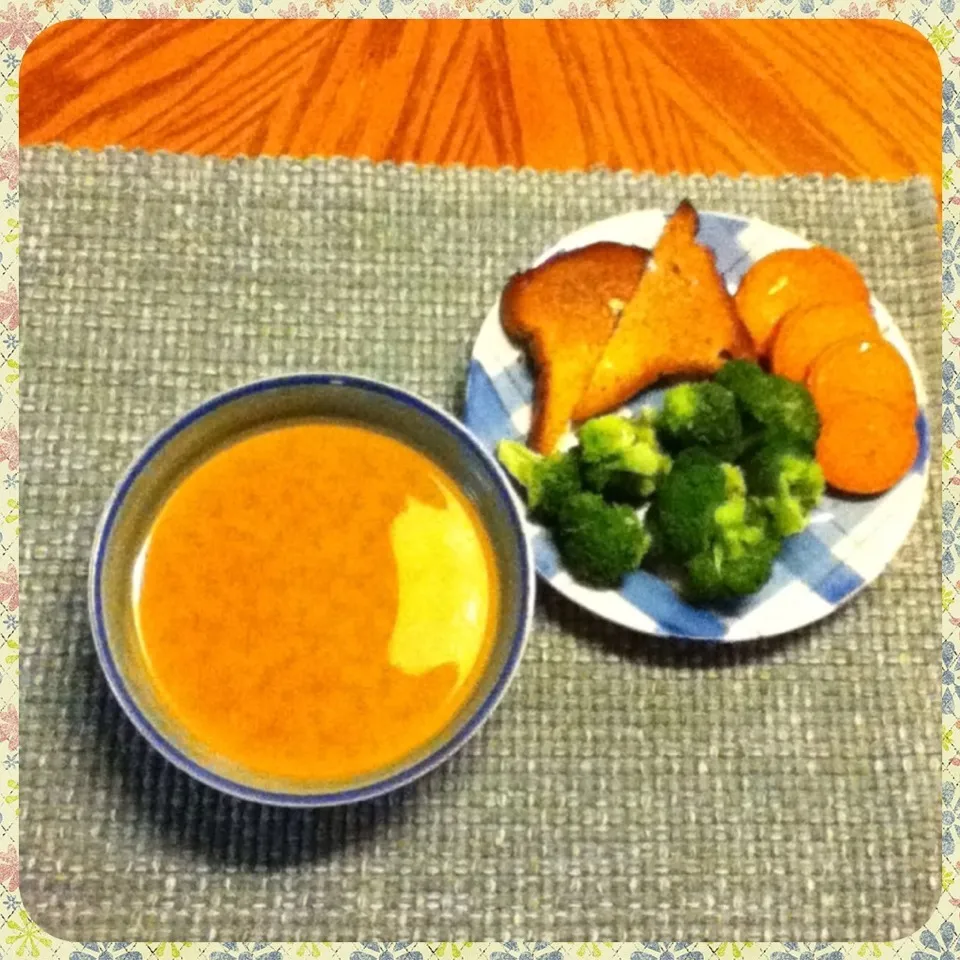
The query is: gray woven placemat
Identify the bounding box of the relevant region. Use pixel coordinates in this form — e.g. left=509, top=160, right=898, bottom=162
left=20, top=145, right=942, bottom=943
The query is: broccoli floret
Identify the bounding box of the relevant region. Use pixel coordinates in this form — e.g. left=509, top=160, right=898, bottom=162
left=647, top=448, right=730, bottom=562
left=715, top=360, right=820, bottom=453
left=759, top=377, right=821, bottom=451
left=578, top=414, right=638, bottom=461
left=744, top=440, right=826, bottom=536
left=648, top=445, right=780, bottom=588
left=686, top=538, right=780, bottom=603
left=498, top=440, right=652, bottom=588
left=496, top=440, right=581, bottom=523
left=686, top=496, right=781, bottom=602
left=714, top=358, right=768, bottom=399
left=712, top=472, right=770, bottom=558
left=577, top=413, right=672, bottom=505
left=721, top=461, right=747, bottom=500
left=685, top=547, right=726, bottom=599
left=552, top=492, right=651, bottom=589
left=659, top=381, right=744, bottom=460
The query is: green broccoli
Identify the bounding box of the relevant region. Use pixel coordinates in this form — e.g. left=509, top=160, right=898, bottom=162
left=577, top=411, right=672, bottom=505
left=578, top=413, right=638, bottom=461
left=552, top=492, right=651, bottom=589
left=659, top=381, right=744, bottom=460
left=758, top=376, right=821, bottom=450
left=715, top=360, right=821, bottom=453
left=648, top=443, right=783, bottom=597
left=744, top=440, right=826, bottom=537
left=686, top=496, right=781, bottom=602
left=716, top=494, right=771, bottom=551
left=714, top=358, right=768, bottom=400
left=496, top=440, right=582, bottom=523
left=647, top=448, right=734, bottom=562
left=686, top=537, right=781, bottom=603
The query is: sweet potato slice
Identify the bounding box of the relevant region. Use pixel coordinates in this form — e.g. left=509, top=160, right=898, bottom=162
left=806, top=336, right=917, bottom=421
left=573, top=200, right=754, bottom=421
left=770, top=301, right=879, bottom=383
left=816, top=398, right=918, bottom=495
left=501, top=241, right=649, bottom=453
left=735, top=247, right=871, bottom=357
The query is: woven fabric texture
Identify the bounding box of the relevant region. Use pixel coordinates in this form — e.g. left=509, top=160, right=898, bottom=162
left=19, top=146, right=942, bottom=943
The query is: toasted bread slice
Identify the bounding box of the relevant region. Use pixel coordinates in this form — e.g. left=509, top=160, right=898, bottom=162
left=501, top=241, right=649, bottom=454
left=574, top=201, right=754, bottom=421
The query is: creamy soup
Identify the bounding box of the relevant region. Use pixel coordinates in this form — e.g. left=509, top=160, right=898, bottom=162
left=133, top=422, right=500, bottom=783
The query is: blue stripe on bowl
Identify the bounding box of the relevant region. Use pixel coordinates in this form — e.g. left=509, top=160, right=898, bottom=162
left=619, top=570, right=727, bottom=640
left=777, top=526, right=865, bottom=604
left=913, top=411, right=930, bottom=473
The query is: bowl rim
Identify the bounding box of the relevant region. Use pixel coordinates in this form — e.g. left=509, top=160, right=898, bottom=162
left=88, top=372, right=535, bottom=808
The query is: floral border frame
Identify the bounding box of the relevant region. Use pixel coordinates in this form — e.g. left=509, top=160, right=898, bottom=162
left=2, top=6, right=958, bottom=958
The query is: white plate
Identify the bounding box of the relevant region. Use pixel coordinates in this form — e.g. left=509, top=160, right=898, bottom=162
left=464, top=209, right=931, bottom=642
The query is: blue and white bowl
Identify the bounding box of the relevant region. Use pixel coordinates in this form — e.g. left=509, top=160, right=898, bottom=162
left=90, top=374, right=535, bottom=806
left=465, top=209, right=931, bottom=642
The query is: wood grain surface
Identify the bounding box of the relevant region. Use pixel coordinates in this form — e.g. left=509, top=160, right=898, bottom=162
left=21, top=19, right=941, bottom=200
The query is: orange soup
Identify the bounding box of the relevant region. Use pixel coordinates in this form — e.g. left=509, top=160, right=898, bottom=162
left=133, top=422, right=500, bottom=783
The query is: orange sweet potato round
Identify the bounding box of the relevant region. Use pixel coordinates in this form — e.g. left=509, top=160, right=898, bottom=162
left=770, top=301, right=879, bottom=384
left=816, top=398, right=918, bottom=496
left=734, top=246, right=870, bottom=357
left=806, top=336, right=917, bottom=422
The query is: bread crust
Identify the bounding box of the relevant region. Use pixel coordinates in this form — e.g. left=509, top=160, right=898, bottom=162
left=500, top=241, right=649, bottom=453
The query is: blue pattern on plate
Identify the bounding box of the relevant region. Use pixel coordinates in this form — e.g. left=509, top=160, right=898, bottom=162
left=492, top=363, right=535, bottom=408
left=466, top=359, right=522, bottom=447
left=695, top=213, right=752, bottom=282
left=530, top=530, right=561, bottom=579
left=619, top=571, right=726, bottom=639
left=464, top=211, right=930, bottom=641
left=778, top=526, right=865, bottom=603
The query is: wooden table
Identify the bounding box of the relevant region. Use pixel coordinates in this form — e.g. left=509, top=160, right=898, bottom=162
left=21, top=19, right=941, bottom=205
